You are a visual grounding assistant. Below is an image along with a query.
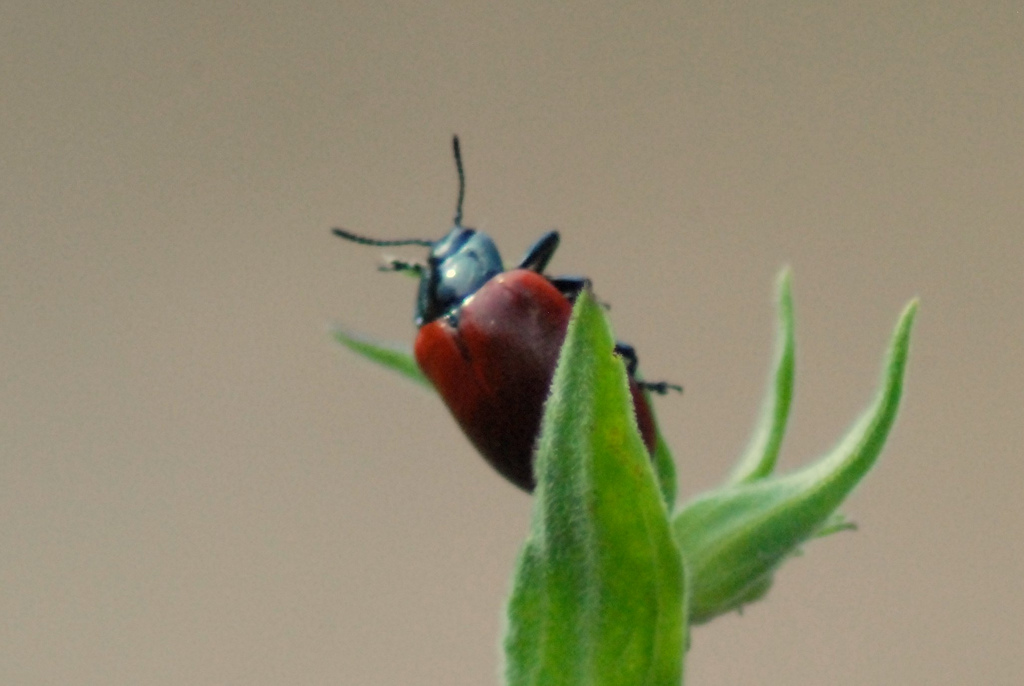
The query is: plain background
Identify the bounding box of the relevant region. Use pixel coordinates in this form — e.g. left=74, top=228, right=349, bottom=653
left=3, top=3, right=1021, bottom=684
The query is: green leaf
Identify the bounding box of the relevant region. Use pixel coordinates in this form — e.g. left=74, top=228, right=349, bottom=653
left=651, top=426, right=678, bottom=513
left=728, top=269, right=796, bottom=484
left=504, top=291, right=686, bottom=686
left=331, top=326, right=431, bottom=389
left=674, top=299, right=917, bottom=624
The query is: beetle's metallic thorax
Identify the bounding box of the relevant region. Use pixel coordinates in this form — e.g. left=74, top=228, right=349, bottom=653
left=416, top=226, right=504, bottom=325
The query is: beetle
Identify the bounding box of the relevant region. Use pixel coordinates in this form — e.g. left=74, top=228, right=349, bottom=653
left=333, top=136, right=677, bottom=491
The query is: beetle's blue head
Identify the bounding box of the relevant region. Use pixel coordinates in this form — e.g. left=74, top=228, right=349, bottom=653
left=331, top=135, right=505, bottom=325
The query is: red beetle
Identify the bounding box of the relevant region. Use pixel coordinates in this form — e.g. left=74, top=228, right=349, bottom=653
left=334, top=137, right=676, bottom=491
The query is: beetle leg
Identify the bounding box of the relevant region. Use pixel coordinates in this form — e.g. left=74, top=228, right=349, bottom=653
left=379, top=257, right=425, bottom=277
left=549, top=275, right=590, bottom=302
left=614, top=342, right=640, bottom=376
left=614, top=342, right=683, bottom=394
left=549, top=275, right=610, bottom=309
left=639, top=380, right=683, bottom=395
left=518, top=231, right=560, bottom=272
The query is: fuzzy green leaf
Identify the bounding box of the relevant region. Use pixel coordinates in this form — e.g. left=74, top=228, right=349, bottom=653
left=728, top=269, right=796, bottom=484
left=331, top=327, right=431, bottom=389
left=504, top=291, right=686, bottom=686
left=674, top=299, right=917, bottom=624
left=652, top=427, right=678, bottom=512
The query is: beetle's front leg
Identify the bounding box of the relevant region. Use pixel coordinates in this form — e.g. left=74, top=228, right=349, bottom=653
left=379, top=257, right=426, bottom=277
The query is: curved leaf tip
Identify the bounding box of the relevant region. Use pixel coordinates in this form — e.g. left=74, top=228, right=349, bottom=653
left=729, top=268, right=796, bottom=485
left=331, top=326, right=431, bottom=388
left=674, top=295, right=917, bottom=624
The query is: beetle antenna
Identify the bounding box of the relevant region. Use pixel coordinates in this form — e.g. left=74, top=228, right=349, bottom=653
left=452, top=135, right=466, bottom=226
left=331, top=228, right=434, bottom=247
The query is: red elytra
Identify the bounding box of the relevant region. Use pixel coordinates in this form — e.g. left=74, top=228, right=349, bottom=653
left=414, top=269, right=657, bottom=490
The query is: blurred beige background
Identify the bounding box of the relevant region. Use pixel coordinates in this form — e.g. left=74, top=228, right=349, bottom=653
left=3, top=3, right=1021, bottom=684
